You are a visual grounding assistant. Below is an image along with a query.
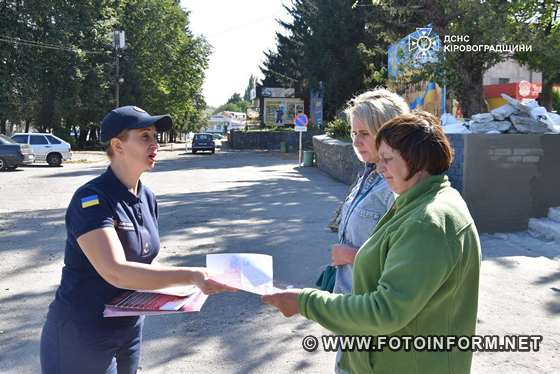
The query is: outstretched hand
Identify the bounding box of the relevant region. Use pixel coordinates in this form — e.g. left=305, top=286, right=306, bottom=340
left=192, top=269, right=237, bottom=295
left=262, top=289, right=302, bottom=317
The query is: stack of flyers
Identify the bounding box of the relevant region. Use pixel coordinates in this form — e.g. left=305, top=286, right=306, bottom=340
left=103, top=286, right=208, bottom=317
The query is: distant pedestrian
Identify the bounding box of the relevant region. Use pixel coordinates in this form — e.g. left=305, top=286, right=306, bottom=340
left=276, top=105, right=285, bottom=125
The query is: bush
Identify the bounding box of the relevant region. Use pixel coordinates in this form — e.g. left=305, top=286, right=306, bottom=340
left=552, top=89, right=560, bottom=112
left=325, top=117, right=350, bottom=140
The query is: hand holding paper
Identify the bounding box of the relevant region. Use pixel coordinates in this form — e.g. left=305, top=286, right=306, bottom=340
left=190, top=268, right=238, bottom=295
left=207, top=253, right=277, bottom=295
left=262, top=289, right=303, bottom=317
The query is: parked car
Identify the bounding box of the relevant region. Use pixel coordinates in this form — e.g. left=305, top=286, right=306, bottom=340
left=0, top=134, right=35, bottom=171
left=11, top=133, right=72, bottom=166
left=210, top=133, right=224, bottom=140
left=189, top=133, right=215, bottom=154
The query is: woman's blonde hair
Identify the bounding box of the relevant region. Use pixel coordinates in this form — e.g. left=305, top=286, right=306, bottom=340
left=344, top=88, right=410, bottom=134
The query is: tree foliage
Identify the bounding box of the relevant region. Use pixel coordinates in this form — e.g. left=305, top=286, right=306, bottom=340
left=378, top=0, right=511, bottom=117
left=260, top=0, right=558, bottom=118
left=508, top=0, right=560, bottom=111
left=119, top=0, right=210, bottom=138
left=243, top=75, right=256, bottom=101
left=213, top=92, right=251, bottom=114
left=260, top=0, right=381, bottom=121
left=0, top=0, right=208, bottom=146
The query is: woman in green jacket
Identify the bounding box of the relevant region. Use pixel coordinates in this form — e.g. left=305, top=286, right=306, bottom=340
left=263, top=111, right=481, bottom=374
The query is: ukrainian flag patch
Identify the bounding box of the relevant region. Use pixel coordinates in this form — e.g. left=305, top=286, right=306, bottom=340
left=81, top=195, right=100, bottom=208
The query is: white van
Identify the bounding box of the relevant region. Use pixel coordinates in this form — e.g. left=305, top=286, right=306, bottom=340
left=11, top=133, right=72, bottom=166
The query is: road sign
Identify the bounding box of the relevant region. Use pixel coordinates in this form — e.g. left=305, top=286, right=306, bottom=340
left=293, top=112, right=308, bottom=165
left=293, top=113, right=308, bottom=132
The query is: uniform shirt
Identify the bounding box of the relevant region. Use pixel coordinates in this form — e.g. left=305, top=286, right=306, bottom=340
left=333, top=164, right=394, bottom=294
left=50, top=167, right=160, bottom=328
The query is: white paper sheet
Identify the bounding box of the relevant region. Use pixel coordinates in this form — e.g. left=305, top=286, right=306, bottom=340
left=207, top=253, right=274, bottom=295
left=135, top=285, right=198, bottom=297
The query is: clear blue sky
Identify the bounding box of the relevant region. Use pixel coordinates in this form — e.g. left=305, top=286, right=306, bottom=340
left=181, top=1, right=291, bottom=108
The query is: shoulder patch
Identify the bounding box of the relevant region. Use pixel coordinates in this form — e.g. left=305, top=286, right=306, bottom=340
left=81, top=195, right=100, bottom=208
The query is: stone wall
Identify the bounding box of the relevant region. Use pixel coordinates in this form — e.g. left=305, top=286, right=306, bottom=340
left=229, top=130, right=321, bottom=150
left=312, top=133, right=560, bottom=233
left=312, top=135, right=363, bottom=185
left=313, top=134, right=465, bottom=190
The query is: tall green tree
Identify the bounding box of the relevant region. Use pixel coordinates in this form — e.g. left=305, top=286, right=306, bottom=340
left=1, top=1, right=208, bottom=146
left=509, top=0, right=560, bottom=111
left=379, top=0, right=510, bottom=117
left=119, top=0, right=210, bottom=140
left=213, top=92, right=250, bottom=114
left=243, top=75, right=256, bottom=101
left=261, top=0, right=375, bottom=121
left=1, top=1, right=116, bottom=145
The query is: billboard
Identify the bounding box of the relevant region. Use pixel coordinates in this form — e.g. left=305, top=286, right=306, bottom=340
left=261, top=87, right=295, bottom=98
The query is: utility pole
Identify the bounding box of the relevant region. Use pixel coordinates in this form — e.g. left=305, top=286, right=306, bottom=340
left=114, top=1, right=125, bottom=108
left=114, top=35, right=120, bottom=108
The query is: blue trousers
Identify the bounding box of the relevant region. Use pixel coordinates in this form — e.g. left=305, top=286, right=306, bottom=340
left=40, top=313, right=143, bottom=374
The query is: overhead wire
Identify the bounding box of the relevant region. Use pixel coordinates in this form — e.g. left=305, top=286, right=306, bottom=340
left=0, top=35, right=108, bottom=54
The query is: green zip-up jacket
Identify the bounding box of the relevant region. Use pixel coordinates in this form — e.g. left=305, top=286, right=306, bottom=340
left=299, top=175, right=481, bottom=373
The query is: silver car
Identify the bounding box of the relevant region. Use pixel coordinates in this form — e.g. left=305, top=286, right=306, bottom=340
left=11, top=133, right=72, bottom=166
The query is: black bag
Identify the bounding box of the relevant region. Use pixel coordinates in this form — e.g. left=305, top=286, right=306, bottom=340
left=315, top=265, right=336, bottom=293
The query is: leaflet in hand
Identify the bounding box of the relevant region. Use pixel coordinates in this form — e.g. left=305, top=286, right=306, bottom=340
left=207, top=253, right=275, bottom=295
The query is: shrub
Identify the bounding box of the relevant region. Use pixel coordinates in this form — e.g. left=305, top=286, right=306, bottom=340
left=552, top=89, right=560, bottom=112
left=325, top=117, right=350, bottom=139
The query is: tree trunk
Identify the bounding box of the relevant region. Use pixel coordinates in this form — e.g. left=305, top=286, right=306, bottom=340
left=540, top=69, right=554, bottom=111
left=457, top=67, right=485, bottom=118
left=72, top=125, right=79, bottom=145
left=0, top=119, right=5, bottom=135
left=78, top=125, right=88, bottom=149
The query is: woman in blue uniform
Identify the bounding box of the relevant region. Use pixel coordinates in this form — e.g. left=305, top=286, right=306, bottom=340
left=40, top=106, right=234, bottom=374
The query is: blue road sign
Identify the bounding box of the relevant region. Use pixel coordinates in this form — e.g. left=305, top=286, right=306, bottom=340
left=293, top=113, right=308, bottom=131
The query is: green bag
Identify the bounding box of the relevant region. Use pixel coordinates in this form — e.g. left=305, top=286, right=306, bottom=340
left=315, top=265, right=336, bottom=293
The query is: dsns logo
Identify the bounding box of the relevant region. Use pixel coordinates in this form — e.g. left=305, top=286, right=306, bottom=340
left=408, top=28, right=439, bottom=64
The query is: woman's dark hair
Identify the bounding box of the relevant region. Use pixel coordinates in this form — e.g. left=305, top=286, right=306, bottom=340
left=375, top=111, right=454, bottom=180
left=105, top=129, right=130, bottom=157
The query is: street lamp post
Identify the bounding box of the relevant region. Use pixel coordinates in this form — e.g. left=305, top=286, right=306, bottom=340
left=113, top=30, right=125, bottom=108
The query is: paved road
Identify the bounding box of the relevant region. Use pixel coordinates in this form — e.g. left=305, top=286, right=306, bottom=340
left=0, top=148, right=559, bottom=373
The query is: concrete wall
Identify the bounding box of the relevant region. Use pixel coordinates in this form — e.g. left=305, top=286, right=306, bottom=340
left=313, top=133, right=560, bottom=233
left=447, top=134, right=465, bottom=193
left=229, top=130, right=320, bottom=150
left=462, top=134, right=560, bottom=233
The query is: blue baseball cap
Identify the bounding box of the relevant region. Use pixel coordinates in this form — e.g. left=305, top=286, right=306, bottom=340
left=100, top=105, right=173, bottom=142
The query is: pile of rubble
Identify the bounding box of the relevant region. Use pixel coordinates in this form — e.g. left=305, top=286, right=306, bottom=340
left=441, top=93, right=560, bottom=134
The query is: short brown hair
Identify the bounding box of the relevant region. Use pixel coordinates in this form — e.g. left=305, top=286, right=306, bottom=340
left=375, top=111, right=454, bottom=180
left=105, top=129, right=130, bottom=158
